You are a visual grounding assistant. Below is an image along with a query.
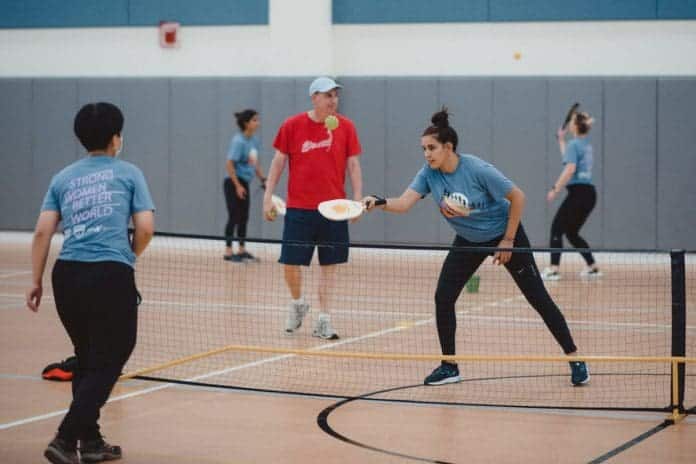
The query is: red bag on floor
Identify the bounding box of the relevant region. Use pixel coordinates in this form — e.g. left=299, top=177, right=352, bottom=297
left=42, top=355, right=78, bottom=381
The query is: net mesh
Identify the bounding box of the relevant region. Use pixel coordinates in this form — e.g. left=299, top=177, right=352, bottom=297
left=114, top=234, right=694, bottom=411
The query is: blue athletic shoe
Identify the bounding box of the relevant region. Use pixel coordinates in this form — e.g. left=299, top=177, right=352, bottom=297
left=570, top=361, right=590, bottom=386
left=424, top=363, right=461, bottom=386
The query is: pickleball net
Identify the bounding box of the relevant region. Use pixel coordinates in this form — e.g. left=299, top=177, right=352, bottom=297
left=122, top=232, right=695, bottom=415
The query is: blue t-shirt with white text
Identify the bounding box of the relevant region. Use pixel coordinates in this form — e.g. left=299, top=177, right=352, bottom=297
left=409, top=154, right=514, bottom=242
left=226, top=134, right=259, bottom=183
left=41, top=155, right=155, bottom=267
left=563, top=138, right=593, bottom=185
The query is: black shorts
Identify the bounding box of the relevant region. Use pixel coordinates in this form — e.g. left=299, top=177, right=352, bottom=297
left=279, top=208, right=349, bottom=266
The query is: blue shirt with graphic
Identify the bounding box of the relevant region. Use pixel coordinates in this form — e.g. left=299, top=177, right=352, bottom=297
left=226, top=134, right=259, bottom=183
left=409, top=154, right=515, bottom=242
left=41, top=155, right=155, bottom=268
left=563, top=138, right=593, bottom=185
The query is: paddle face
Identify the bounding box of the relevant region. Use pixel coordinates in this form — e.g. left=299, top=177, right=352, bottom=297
left=271, top=194, right=286, bottom=216
left=562, top=102, right=580, bottom=130
left=318, top=199, right=364, bottom=221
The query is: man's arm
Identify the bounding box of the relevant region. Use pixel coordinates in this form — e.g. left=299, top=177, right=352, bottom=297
left=346, top=156, right=363, bottom=201
left=263, top=150, right=288, bottom=220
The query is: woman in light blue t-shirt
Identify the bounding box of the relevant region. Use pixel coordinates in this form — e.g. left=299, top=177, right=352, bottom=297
left=26, top=102, right=154, bottom=464
left=364, top=108, right=588, bottom=388
left=543, top=111, right=601, bottom=281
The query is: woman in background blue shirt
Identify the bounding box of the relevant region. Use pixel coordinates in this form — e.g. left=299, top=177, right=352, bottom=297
left=223, top=109, right=266, bottom=262
left=364, top=108, right=588, bottom=388
left=543, top=111, right=601, bottom=281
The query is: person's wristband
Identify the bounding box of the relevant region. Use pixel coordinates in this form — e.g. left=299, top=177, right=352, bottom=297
left=370, top=194, right=387, bottom=206
left=503, top=237, right=515, bottom=242
left=551, top=185, right=558, bottom=193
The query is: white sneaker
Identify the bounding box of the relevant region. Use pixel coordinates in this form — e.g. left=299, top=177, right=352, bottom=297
left=541, top=267, right=561, bottom=281
left=313, top=314, right=339, bottom=340
left=580, top=267, right=603, bottom=278
left=285, top=301, right=309, bottom=333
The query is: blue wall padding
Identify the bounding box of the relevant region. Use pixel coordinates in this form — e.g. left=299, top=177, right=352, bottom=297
left=0, top=0, right=128, bottom=28
left=658, top=0, right=696, bottom=19
left=129, top=0, right=268, bottom=26
left=0, top=0, right=268, bottom=28
left=333, top=0, right=695, bottom=23
left=333, top=0, right=488, bottom=24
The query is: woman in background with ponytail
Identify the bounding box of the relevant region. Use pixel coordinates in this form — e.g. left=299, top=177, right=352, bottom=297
left=542, top=111, right=601, bottom=281
left=223, top=109, right=266, bottom=262
left=363, top=108, right=589, bottom=388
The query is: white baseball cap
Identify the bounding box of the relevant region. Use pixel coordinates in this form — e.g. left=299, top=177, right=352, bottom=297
left=309, top=77, right=342, bottom=96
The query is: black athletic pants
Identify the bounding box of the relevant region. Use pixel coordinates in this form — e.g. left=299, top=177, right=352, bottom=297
left=550, top=184, right=596, bottom=266
left=52, top=260, right=138, bottom=445
left=434, top=225, right=577, bottom=360
left=223, top=178, right=250, bottom=248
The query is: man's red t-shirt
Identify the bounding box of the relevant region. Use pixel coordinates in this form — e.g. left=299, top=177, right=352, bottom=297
left=273, top=112, right=361, bottom=209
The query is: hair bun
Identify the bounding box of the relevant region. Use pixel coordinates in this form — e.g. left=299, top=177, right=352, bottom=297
left=431, top=107, right=450, bottom=128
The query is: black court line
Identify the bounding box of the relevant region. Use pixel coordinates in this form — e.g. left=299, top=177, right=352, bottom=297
left=317, top=384, right=455, bottom=464
left=134, top=374, right=670, bottom=413
left=133, top=375, right=684, bottom=463
left=587, top=420, right=673, bottom=464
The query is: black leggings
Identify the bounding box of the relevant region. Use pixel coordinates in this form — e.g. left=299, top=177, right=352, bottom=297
left=223, top=178, right=250, bottom=247
left=52, top=260, right=138, bottom=444
left=550, top=184, right=596, bottom=266
left=434, top=225, right=577, bottom=360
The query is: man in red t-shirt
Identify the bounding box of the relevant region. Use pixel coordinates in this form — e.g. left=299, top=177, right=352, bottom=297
left=263, top=77, right=363, bottom=340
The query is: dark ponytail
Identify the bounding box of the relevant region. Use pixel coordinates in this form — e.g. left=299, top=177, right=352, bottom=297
left=422, top=107, right=458, bottom=151
left=234, top=109, right=258, bottom=131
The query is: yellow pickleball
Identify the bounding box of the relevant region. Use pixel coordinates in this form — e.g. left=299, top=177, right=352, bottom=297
left=324, top=115, right=339, bottom=131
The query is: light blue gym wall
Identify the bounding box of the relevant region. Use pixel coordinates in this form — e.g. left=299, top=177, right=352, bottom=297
left=2, top=77, right=694, bottom=249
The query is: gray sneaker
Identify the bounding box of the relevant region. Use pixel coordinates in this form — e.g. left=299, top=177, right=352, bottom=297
left=312, top=315, right=339, bottom=340
left=285, top=301, right=309, bottom=333
left=541, top=267, right=561, bottom=281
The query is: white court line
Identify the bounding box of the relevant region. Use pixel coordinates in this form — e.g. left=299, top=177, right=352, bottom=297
left=0, top=294, right=523, bottom=431
left=0, top=323, right=416, bottom=430
left=0, top=291, right=507, bottom=319
left=0, top=271, right=31, bottom=279
left=1, top=291, right=688, bottom=330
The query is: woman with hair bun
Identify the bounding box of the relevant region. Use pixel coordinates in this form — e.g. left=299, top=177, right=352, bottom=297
left=363, top=108, right=589, bottom=387
left=223, top=109, right=267, bottom=262
left=542, top=111, right=601, bottom=280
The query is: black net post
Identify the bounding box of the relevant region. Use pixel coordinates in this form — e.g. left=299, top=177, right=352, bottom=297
left=670, top=249, right=686, bottom=415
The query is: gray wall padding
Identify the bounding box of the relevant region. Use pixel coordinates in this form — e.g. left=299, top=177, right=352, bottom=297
left=1, top=77, right=694, bottom=249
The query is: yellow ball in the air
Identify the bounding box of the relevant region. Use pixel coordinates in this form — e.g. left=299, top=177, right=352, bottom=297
left=324, top=115, right=339, bottom=131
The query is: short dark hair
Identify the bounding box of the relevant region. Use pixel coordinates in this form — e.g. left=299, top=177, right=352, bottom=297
left=422, top=107, right=459, bottom=151
left=234, top=109, right=258, bottom=131
left=74, top=102, right=124, bottom=152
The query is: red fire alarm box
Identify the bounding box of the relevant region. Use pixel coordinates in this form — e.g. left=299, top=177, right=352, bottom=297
left=159, top=21, right=180, bottom=48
